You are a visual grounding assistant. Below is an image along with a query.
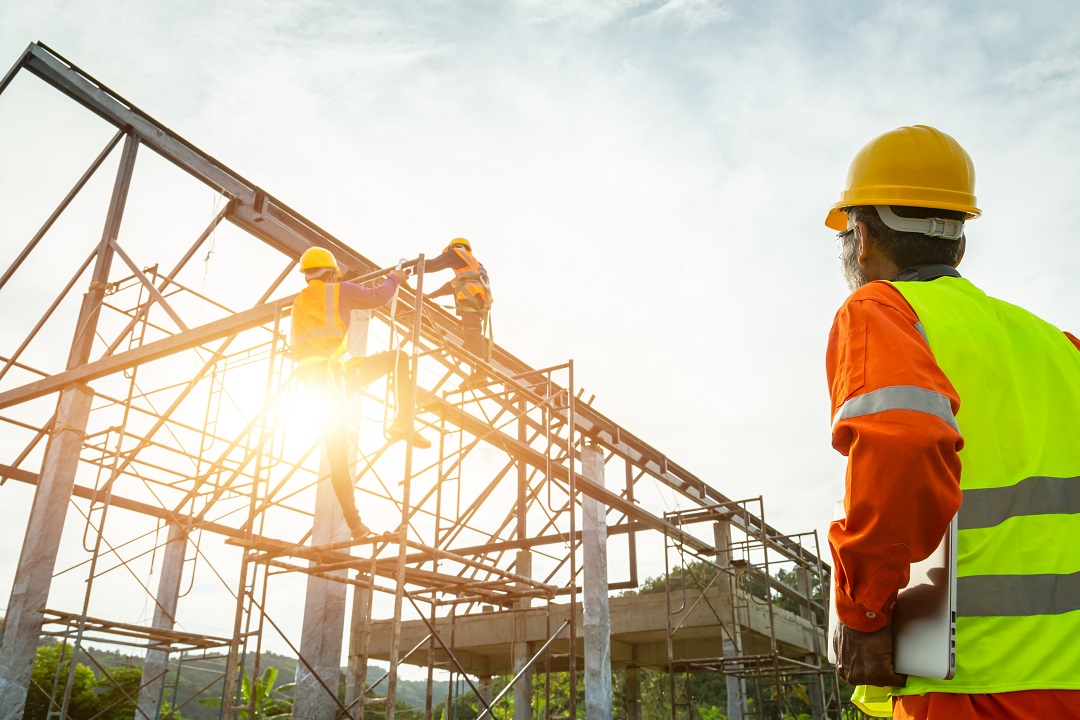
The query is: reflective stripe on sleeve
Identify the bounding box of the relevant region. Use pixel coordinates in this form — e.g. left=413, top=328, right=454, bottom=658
left=959, top=475, right=1080, bottom=530
left=958, top=570, right=1080, bottom=617
left=833, top=385, right=960, bottom=433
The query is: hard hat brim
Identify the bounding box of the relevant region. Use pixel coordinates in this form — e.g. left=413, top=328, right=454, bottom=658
left=824, top=208, right=848, bottom=231
left=825, top=200, right=981, bottom=232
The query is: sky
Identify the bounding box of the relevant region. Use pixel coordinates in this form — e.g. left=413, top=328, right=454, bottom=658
left=2, top=0, right=1080, bottom=679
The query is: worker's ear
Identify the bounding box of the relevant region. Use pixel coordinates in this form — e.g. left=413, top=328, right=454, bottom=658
left=954, top=235, right=966, bottom=268
left=855, top=220, right=874, bottom=268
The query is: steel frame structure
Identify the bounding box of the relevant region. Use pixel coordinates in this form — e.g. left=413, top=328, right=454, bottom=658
left=0, top=42, right=832, bottom=720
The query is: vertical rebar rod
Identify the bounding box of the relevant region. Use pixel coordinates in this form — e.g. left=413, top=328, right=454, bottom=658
left=385, top=255, right=425, bottom=719
left=565, top=360, right=576, bottom=720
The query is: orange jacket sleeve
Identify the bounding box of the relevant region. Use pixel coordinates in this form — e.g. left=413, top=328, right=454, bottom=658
left=825, top=281, right=964, bottom=632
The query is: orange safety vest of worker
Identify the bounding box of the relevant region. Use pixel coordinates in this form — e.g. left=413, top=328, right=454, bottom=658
left=449, top=246, right=491, bottom=314
left=289, top=280, right=347, bottom=361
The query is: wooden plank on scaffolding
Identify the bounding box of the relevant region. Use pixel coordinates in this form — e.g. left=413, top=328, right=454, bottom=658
left=41, top=610, right=230, bottom=651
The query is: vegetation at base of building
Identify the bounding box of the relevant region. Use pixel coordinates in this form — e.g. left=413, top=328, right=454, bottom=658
left=197, top=668, right=293, bottom=720
left=24, top=642, right=151, bottom=720
left=434, top=669, right=733, bottom=719
left=21, top=639, right=444, bottom=720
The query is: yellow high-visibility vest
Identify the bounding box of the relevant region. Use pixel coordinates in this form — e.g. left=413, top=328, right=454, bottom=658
left=890, top=276, right=1080, bottom=695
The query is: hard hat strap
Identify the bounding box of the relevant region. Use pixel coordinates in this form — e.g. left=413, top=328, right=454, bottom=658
left=876, top=205, right=964, bottom=240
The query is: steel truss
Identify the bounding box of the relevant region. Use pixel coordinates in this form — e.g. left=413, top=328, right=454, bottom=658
left=0, top=42, right=830, bottom=720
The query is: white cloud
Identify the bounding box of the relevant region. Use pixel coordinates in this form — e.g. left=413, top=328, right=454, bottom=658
left=635, top=0, right=732, bottom=30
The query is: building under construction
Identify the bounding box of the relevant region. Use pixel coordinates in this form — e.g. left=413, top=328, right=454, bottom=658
left=0, top=43, right=838, bottom=720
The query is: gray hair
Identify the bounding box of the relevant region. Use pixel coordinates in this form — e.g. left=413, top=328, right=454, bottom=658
left=846, top=206, right=965, bottom=268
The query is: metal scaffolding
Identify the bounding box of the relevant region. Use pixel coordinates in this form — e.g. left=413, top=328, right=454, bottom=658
left=0, top=42, right=834, bottom=720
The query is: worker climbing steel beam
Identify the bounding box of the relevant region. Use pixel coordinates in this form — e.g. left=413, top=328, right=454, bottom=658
left=425, top=237, right=494, bottom=389
left=290, top=246, right=431, bottom=539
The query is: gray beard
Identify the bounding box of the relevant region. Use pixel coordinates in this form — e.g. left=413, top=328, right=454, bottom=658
left=841, top=236, right=869, bottom=292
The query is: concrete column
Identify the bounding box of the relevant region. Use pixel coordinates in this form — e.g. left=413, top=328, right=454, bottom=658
left=343, top=309, right=373, bottom=718
left=513, top=402, right=533, bottom=720
left=137, top=523, right=188, bottom=720
left=344, top=585, right=370, bottom=713
left=512, top=549, right=532, bottom=720
left=477, top=676, right=493, bottom=708
left=581, top=445, right=611, bottom=720
left=0, top=385, right=94, bottom=719
left=296, top=310, right=371, bottom=720
left=796, top=566, right=826, bottom=720
left=714, top=520, right=744, bottom=720
left=293, top=455, right=350, bottom=720
left=624, top=666, right=641, bottom=720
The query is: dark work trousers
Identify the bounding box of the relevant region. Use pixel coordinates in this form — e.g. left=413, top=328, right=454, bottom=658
left=460, top=312, right=488, bottom=361
left=306, top=351, right=416, bottom=528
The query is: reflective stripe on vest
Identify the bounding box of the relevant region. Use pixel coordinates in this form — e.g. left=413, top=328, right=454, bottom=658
left=833, top=385, right=959, bottom=433
left=450, top=247, right=491, bottom=313
left=289, top=280, right=347, bottom=360
left=890, top=276, right=1080, bottom=695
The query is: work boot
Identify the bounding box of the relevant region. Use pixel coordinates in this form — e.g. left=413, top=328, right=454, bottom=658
left=386, top=422, right=432, bottom=450
left=348, top=517, right=372, bottom=540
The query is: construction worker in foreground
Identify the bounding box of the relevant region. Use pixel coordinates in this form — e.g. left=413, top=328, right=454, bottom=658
left=425, top=237, right=493, bottom=387
left=290, top=247, right=431, bottom=540
left=824, top=125, right=1080, bottom=719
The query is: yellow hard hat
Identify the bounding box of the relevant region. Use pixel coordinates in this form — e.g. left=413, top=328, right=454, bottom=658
left=446, top=237, right=471, bottom=252
left=299, top=247, right=339, bottom=273
left=825, top=125, right=981, bottom=231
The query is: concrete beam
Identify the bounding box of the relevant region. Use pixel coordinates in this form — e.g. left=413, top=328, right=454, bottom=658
left=360, top=585, right=822, bottom=676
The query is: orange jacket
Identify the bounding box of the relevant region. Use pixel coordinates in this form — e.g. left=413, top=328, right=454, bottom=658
left=827, top=280, right=1080, bottom=719
left=289, top=276, right=400, bottom=361
left=826, top=280, right=964, bottom=632
left=290, top=280, right=347, bottom=360
left=448, top=246, right=491, bottom=313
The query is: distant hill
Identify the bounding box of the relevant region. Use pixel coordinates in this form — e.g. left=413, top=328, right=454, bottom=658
left=36, top=641, right=447, bottom=718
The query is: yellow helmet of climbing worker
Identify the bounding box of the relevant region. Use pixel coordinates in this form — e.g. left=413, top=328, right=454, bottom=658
left=444, top=237, right=472, bottom=253
left=299, top=247, right=339, bottom=274
left=825, top=125, right=981, bottom=231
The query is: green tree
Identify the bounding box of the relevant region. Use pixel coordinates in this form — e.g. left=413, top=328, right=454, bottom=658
left=199, top=667, right=293, bottom=720
left=433, top=676, right=513, bottom=720
left=637, top=560, right=722, bottom=596
left=24, top=642, right=99, bottom=720
left=773, top=567, right=824, bottom=621
left=93, top=664, right=143, bottom=720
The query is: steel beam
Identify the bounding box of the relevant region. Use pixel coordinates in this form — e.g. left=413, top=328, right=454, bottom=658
left=0, top=132, right=140, bottom=720
left=421, top=391, right=715, bottom=555
left=0, top=295, right=293, bottom=411
left=2, top=44, right=821, bottom=574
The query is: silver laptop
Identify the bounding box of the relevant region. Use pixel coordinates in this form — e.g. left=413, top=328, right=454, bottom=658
left=828, top=502, right=957, bottom=681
